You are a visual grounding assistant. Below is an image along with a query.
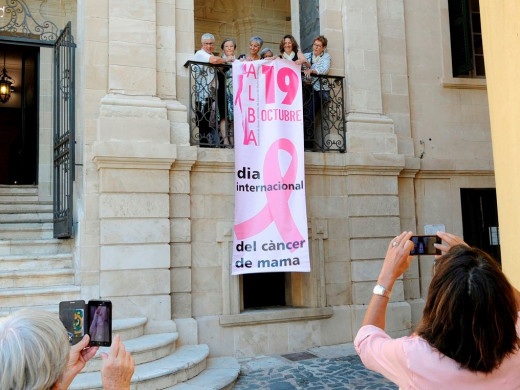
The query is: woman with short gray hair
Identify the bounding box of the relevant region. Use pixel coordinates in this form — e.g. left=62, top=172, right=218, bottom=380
left=0, top=309, right=135, bottom=390
left=239, top=36, right=263, bottom=61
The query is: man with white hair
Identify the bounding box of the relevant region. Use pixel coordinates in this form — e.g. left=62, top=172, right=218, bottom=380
left=191, top=33, right=234, bottom=146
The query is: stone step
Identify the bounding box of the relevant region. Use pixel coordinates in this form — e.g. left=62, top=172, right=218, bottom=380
left=0, top=211, right=53, bottom=223
left=0, top=195, right=41, bottom=202
left=0, top=185, right=38, bottom=196
left=0, top=303, right=59, bottom=319
left=0, top=253, right=73, bottom=270
left=70, top=344, right=210, bottom=390
left=83, top=332, right=179, bottom=372
left=167, top=357, right=240, bottom=390
left=0, top=285, right=80, bottom=308
left=0, top=223, right=54, bottom=239
left=0, top=238, right=73, bottom=256
left=0, top=268, right=74, bottom=288
left=0, top=202, right=53, bottom=212
left=113, top=317, right=148, bottom=341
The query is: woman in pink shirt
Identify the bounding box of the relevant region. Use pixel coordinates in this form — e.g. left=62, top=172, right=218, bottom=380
left=355, top=231, right=520, bottom=390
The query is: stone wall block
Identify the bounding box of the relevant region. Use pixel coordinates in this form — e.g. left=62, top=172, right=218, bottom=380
left=101, top=244, right=170, bottom=270
left=351, top=259, right=384, bottom=281
left=347, top=175, right=398, bottom=194
left=233, top=325, right=269, bottom=358
left=348, top=195, right=399, bottom=217
left=170, top=218, right=191, bottom=242
left=109, top=0, right=155, bottom=21
left=172, top=293, right=192, bottom=318
left=100, top=219, right=169, bottom=244
left=111, top=295, right=171, bottom=321
left=109, top=65, right=156, bottom=95
left=100, top=269, right=170, bottom=296
left=171, top=268, right=191, bottom=292
left=349, top=216, right=400, bottom=237
left=98, top=117, right=170, bottom=142
left=192, top=266, right=221, bottom=292
left=170, top=194, right=191, bottom=218
left=320, top=306, right=352, bottom=345
left=288, top=320, right=321, bottom=352
left=197, top=316, right=234, bottom=356
left=170, top=170, right=191, bottom=193
left=99, top=193, right=169, bottom=218
left=192, top=291, right=222, bottom=317
left=171, top=243, right=192, bottom=268
left=100, top=169, right=169, bottom=194
left=109, top=19, right=156, bottom=45
left=350, top=238, right=389, bottom=260
left=109, top=42, right=156, bottom=69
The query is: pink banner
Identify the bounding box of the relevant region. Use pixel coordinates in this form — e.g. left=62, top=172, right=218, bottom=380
left=232, top=59, right=310, bottom=275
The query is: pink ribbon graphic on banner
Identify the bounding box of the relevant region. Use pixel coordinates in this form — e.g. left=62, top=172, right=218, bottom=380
left=234, top=138, right=304, bottom=251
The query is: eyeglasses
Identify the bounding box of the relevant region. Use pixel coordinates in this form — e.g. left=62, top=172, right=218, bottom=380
left=313, top=44, right=323, bottom=48
left=203, top=42, right=215, bottom=46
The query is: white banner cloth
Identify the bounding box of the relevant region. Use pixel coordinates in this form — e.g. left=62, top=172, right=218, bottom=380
left=232, top=59, right=310, bottom=275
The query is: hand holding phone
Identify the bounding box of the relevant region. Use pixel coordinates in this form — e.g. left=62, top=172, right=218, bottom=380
left=410, top=235, right=441, bottom=256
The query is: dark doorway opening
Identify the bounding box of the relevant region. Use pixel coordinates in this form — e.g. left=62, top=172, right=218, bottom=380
left=460, top=188, right=501, bottom=264
left=0, top=44, right=39, bottom=185
left=243, top=272, right=286, bottom=309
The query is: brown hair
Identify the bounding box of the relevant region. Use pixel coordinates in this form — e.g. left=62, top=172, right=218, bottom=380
left=279, top=34, right=299, bottom=54
left=415, top=245, right=519, bottom=373
left=313, top=35, right=328, bottom=48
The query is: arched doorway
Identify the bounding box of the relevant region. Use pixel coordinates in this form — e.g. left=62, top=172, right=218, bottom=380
left=0, top=0, right=76, bottom=238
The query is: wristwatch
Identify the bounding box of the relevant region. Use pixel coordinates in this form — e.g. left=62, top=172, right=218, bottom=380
left=373, top=284, right=391, bottom=299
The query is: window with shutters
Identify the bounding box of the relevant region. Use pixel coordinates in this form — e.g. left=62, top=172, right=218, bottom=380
left=448, top=0, right=484, bottom=78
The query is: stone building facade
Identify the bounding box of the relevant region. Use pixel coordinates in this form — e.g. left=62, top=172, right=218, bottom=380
left=0, top=0, right=496, bottom=358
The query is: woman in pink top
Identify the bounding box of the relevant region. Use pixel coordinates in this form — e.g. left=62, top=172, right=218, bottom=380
left=355, top=231, right=520, bottom=390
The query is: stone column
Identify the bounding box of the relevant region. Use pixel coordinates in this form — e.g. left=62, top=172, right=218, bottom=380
left=90, top=0, right=176, bottom=326
left=342, top=0, right=398, bottom=154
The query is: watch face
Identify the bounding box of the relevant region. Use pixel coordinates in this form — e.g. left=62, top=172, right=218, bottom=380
left=373, top=285, right=385, bottom=295
left=373, top=284, right=389, bottom=298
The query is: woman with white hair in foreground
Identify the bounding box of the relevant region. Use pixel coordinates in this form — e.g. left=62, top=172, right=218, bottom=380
left=0, top=309, right=134, bottom=390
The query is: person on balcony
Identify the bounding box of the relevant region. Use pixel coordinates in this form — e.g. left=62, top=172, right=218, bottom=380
left=278, top=34, right=306, bottom=65
left=238, top=36, right=263, bottom=61
left=302, top=35, right=331, bottom=150
left=218, top=38, right=236, bottom=146
left=260, top=47, right=274, bottom=59
left=192, top=33, right=234, bottom=146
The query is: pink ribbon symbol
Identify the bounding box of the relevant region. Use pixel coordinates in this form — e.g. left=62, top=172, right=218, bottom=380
left=234, top=138, right=304, bottom=251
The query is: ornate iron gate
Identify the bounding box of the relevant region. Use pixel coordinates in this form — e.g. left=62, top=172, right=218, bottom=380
left=53, top=22, right=75, bottom=238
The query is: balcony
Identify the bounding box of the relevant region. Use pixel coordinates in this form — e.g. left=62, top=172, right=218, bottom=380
left=184, top=60, right=346, bottom=152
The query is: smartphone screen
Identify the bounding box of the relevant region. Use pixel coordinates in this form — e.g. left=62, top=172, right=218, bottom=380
left=410, top=235, right=441, bottom=255
left=59, top=300, right=86, bottom=345
left=87, top=300, right=112, bottom=347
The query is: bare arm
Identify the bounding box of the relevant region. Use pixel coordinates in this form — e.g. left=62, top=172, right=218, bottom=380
left=362, top=231, right=415, bottom=329
left=208, top=55, right=229, bottom=65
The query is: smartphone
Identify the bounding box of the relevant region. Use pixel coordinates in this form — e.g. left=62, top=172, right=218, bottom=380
left=59, top=299, right=112, bottom=346
left=59, top=300, right=86, bottom=345
left=87, top=300, right=112, bottom=347
left=410, top=235, right=441, bottom=255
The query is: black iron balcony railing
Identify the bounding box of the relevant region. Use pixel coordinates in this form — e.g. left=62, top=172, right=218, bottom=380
left=184, top=60, right=346, bottom=152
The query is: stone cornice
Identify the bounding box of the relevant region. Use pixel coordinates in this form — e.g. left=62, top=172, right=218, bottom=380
left=92, top=141, right=176, bottom=170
